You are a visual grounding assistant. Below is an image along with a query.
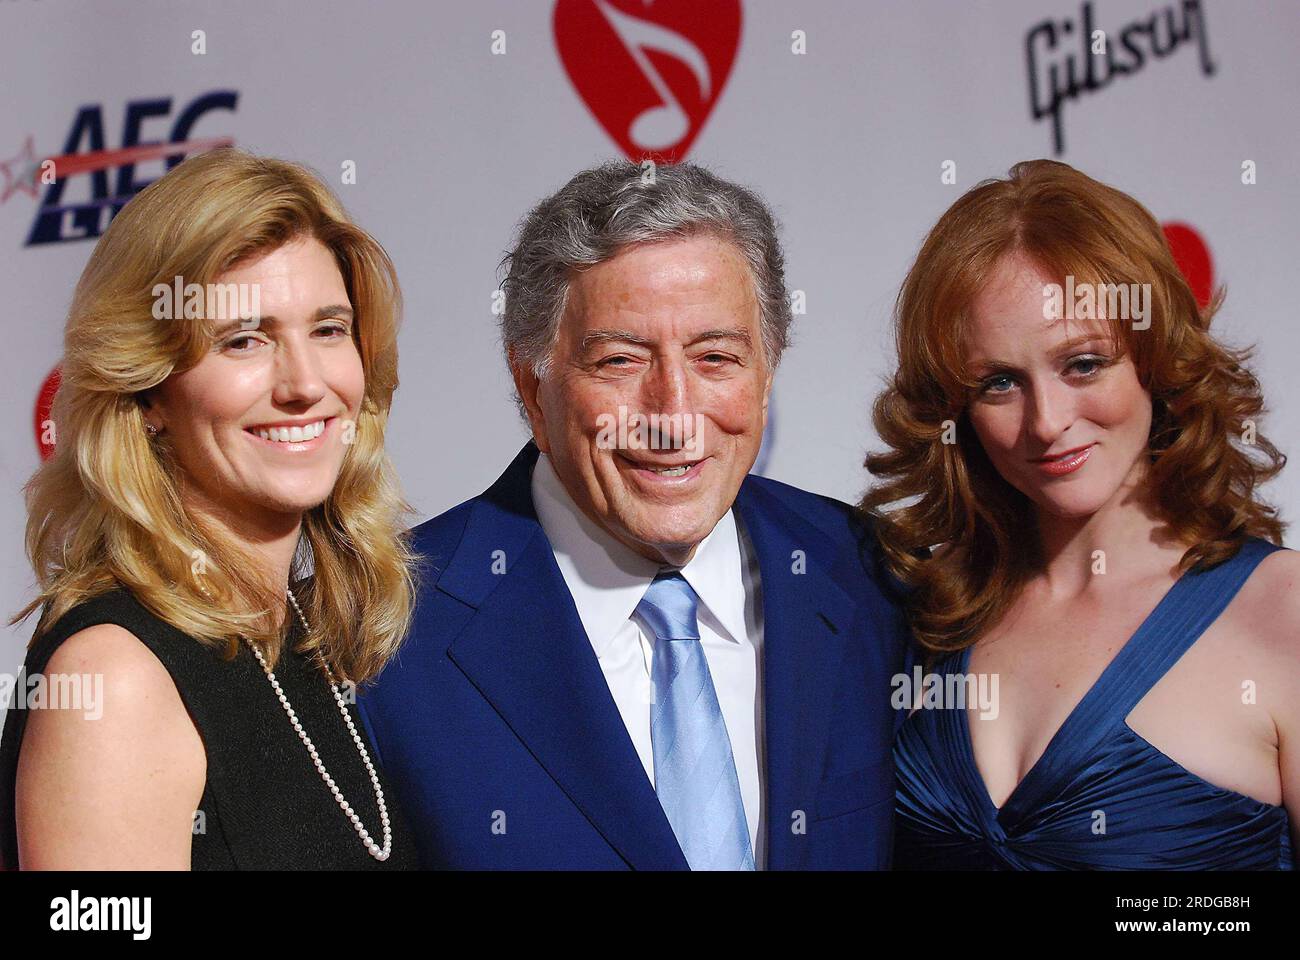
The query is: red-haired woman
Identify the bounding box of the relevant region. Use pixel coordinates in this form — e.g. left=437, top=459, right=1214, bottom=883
left=865, top=160, right=1297, bottom=869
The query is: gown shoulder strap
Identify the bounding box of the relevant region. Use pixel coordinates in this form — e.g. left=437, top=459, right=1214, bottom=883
left=1089, top=536, right=1286, bottom=730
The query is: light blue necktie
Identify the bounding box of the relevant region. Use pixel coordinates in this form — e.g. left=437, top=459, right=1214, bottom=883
left=635, top=571, right=755, bottom=871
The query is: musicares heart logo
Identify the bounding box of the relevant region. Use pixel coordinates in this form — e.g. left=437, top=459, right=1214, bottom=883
left=554, top=0, right=742, bottom=163
left=1162, top=222, right=1214, bottom=308
left=34, top=365, right=60, bottom=460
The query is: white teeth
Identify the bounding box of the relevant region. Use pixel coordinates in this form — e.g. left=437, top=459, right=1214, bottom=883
left=253, top=420, right=325, bottom=443
left=651, top=464, right=691, bottom=476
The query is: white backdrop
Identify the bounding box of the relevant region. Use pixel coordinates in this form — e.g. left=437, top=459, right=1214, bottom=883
left=1, top=0, right=1297, bottom=671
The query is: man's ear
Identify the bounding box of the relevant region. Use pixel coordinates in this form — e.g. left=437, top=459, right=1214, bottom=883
left=509, top=349, right=551, bottom=454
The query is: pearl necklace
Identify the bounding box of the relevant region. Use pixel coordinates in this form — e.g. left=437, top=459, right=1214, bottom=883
left=239, top=588, right=392, bottom=862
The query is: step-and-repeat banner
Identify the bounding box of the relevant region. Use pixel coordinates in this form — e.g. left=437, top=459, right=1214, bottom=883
left=1, top=0, right=1297, bottom=664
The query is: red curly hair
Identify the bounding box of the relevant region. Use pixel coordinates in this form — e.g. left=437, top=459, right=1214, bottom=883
left=861, top=159, right=1286, bottom=654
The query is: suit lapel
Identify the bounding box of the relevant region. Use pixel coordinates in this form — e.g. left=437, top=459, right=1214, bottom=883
left=436, top=446, right=860, bottom=870
left=734, top=479, right=858, bottom=870
left=437, top=444, right=689, bottom=870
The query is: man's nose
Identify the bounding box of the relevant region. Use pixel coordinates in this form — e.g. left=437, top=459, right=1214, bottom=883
left=636, top=358, right=695, bottom=450
left=640, top=357, right=689, bottom=414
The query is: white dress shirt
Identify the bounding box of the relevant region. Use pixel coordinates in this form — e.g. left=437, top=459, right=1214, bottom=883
left=530, top=452, right=767, bottom=868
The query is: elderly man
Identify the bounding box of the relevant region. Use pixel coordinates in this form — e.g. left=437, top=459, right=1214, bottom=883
left=358, top=160, right=911, bottom=870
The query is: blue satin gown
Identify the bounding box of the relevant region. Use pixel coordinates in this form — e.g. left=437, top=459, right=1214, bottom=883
left=894, top=537, right=1295, bottom=869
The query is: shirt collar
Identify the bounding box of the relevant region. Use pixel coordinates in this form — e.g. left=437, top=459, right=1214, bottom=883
left=530, top=451, right=750, bottom=659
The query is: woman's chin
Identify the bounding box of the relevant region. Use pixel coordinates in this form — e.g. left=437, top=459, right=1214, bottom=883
left=242, top=485, right=335, bottom=519
left=1029, top=490, right=1111, bottom=521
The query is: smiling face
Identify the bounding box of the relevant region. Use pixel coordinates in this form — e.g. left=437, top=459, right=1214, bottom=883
left=962, top=250, right=1153, bottom=520
left=515, top=233, right=773, bottom=566
left=143, top=235, right=364, bottom=535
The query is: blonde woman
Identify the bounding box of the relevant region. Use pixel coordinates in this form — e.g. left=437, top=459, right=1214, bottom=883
left=0, top=148, right=421, bottom=869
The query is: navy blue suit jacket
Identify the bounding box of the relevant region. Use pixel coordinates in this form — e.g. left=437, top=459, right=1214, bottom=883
left=358, top=442, right=912, bottom=869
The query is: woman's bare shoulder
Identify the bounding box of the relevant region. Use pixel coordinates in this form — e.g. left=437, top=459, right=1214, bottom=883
left=44, top=621, right=180, bottom=692
left=16, top=622, right=206, bottom=869
left=1215, top=547, right=1300, bottom=737
left=32, top=621, right=207, bottom=768
left=1237, top=548, right=1300, bottom=654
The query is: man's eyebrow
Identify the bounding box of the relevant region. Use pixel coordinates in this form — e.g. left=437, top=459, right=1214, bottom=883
left=578, top=329, right=655, bottom=351
left=210, top=305, right=353, bottom=338
left=690, top=329, right=753, bottom=348
left=577, top=328, right=754, bottom=352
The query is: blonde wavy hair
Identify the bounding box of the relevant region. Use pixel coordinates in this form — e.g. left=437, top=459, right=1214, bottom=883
left=11, top=147, right=420, bottom=683
left=862, top=159, right=1286, bottom=654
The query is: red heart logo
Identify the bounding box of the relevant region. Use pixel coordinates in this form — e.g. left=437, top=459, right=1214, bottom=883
left=34, top=364, right=60, bottom=460
left=554, top=0, right=743, bottom=163
left=1162, top=222, right=1214, bottom=309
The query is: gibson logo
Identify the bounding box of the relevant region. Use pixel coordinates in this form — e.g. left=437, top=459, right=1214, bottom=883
left=1026, top=0, right=1216, bottom=154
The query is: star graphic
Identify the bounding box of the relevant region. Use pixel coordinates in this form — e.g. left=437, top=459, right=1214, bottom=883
left=0, top=135, right=43, bottom=204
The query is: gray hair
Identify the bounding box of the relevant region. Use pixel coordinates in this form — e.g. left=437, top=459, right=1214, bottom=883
left=499, top=160, right=791, bottom=415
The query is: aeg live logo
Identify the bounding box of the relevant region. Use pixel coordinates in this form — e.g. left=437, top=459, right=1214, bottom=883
left=10, top=91, right=237, bottom=246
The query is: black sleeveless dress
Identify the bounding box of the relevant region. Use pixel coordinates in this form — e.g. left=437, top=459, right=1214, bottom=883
left=0, top=585, right=420, bottom=870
